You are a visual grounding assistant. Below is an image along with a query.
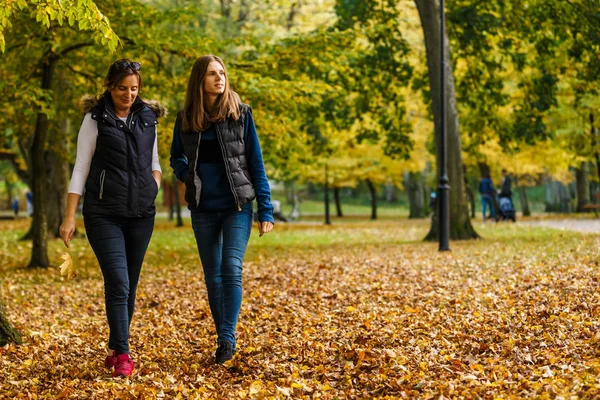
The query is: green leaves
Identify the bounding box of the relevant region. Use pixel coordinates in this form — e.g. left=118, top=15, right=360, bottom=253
left=0, top=0, right=120, bottom=52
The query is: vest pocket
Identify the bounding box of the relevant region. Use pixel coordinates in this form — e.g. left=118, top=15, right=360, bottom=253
left=99, top=170, right=106, bottom=200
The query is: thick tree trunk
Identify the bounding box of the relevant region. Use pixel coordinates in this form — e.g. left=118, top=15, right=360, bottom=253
left=545, top=177, right=560, bottom=212
left=333, top=187, right=343, bottom=217
left=545, top=177, right=571, bottom=213
left=29, top=60, right=54, bottom=268
left=514, top=177, right=530, bottom=217
left=366, top=179, right=377, bottom=220
left=576, top=162, right=590, bottom=212
left=415, top=0, right=478, bottom=240
left=0, top=292, right=22, bottom=346
left=405, top=171, right=426, bottom=219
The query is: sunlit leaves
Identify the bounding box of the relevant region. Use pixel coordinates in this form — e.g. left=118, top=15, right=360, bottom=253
left=0, top=0, right=119, bottom=52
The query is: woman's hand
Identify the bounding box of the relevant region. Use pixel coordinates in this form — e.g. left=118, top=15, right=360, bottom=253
left=59, top=216, right=76, bottom=248
left=257, top=221, right=274, bottom=237
left=153, top=170, right=162, bottom=191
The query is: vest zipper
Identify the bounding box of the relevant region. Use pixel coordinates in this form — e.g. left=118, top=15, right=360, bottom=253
left=215, top=124, right=242, bottom=211
left=99, top=170, right=106, bottom=200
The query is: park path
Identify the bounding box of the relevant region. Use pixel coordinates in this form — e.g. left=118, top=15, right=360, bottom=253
left=520, top=218, right=600, bottom=234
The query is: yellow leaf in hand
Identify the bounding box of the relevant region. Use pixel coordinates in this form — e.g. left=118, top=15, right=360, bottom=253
left=58, top=253, right=76, bottom=280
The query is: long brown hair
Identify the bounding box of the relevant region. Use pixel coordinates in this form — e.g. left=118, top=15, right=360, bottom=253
left=182, top=55, right=241, bottom=132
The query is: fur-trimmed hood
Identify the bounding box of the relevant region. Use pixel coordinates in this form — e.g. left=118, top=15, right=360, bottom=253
left=79, top=94, right=168, bottom=118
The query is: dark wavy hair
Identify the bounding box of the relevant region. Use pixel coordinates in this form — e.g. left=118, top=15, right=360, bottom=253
left=104, top=58, right=143, bottom=91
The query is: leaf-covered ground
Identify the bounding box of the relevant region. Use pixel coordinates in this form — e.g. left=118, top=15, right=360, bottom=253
left=1, top=218, right=600, bottom=399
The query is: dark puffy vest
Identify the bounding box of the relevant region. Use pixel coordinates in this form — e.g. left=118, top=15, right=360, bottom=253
left=180, top=104, right=256, bottom=209
left=82, top=93, right=161, bottom=217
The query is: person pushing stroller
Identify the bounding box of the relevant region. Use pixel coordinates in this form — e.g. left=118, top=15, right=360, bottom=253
left=497, top=169, right=516, bottom=222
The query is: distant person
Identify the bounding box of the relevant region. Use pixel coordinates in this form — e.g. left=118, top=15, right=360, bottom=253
left=25, top=190, right=33, bottom=216
left=479, top=174, right=496, bottom=222
left=429, top=191, right=437, bottom=213
left=59, top=59, right=165, bottom=378
left=12, top=195, right=19, bottom=217
left=170, top=55, right=274, bottom=364
left=500, top=169, right=512, bottom=197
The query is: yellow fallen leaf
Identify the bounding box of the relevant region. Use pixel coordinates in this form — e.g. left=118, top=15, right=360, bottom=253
left=58, top=253, right=76, bottom=280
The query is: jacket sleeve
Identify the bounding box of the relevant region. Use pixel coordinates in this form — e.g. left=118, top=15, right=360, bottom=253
left=169, top=115, right=189, bottom=182
left=244, top=110, right=274, bottom=223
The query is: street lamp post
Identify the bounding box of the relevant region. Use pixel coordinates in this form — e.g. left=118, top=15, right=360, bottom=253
left=439, top=0, right=450, bottom=251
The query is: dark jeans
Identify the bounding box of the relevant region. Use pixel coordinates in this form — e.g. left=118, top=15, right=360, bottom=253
left=84, top=214, right=155, bottom=355
left=191, top=203, right=253, bottom=347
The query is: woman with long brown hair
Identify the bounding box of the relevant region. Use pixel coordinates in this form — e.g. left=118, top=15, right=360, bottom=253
left=170, top=55, right=274, bottom=364
left=60, top=59, right=166, bottom=377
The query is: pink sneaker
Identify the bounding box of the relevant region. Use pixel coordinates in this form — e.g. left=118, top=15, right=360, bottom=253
left=105, top=350, right=117, bottom=369
left=112, top=354, right=134, bottom=377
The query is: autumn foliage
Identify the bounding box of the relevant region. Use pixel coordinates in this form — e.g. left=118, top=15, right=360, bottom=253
left=1, top=218, right=600, bottom=398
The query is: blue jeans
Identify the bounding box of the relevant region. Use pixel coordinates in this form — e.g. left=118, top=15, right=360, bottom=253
left=481, top=195, right=495, bottom=221
left=191, top=203, right=253, bottom=347
left=84, top=214, right=154, bottom=355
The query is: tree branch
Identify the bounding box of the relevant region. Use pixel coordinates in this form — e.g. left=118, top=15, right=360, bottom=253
left=57, top=42, right=94, bottom=58
left=65, top=64, right=96, bottom=84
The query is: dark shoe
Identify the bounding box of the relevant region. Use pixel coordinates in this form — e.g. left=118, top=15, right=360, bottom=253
left=215, top=341, right=235, bottom=364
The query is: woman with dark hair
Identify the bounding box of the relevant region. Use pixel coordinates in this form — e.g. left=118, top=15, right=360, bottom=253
left=170, top=55, right=274, bottom=364
left=59, top=59, right=166, bottom=377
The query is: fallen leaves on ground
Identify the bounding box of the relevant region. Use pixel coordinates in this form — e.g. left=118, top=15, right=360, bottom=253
left=1, top=219, right=600, bottom=399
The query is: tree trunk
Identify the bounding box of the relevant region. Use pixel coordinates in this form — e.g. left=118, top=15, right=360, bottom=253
left=576, top=162, right=590, bottom=212
left=46, top=147, right=69, bottom=238
left=415, top=0, right=478, bottom=240
left=6, top=181, right=14, bottom=211
left=465, top=186, right=475, bottom=218
left=333, top=187, right=343, bottom=217
left=514, top=177, right=530, bottom=217
left=165, top=180, right=174, bottom=221
left=29, top=59, right=54, bottom=268
left=366, top=179, right=377, bottom=220
left=0, top=292, right=22, bottom=346
left=405, top=171, right=426, bottom=218
left=545, top=177, right=561, bottom=212
left=324, top=165, right=331, bottom=225
left=545, top=177, right=571, bottom=213
left=173, top=176, right=183, bottom=227
left=591, top=114, right=600, bottom=182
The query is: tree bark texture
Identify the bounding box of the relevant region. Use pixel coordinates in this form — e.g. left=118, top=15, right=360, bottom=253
left=415, top=0, right=478, bottom=240
left=29, top=59, right=54, bottom=268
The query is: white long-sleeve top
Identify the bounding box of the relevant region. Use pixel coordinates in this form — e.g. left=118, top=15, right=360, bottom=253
left=68, top=113, right=162, bottom=195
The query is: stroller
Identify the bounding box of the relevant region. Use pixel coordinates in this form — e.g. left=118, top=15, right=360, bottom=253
left=496, top=193, right=516, bottom=222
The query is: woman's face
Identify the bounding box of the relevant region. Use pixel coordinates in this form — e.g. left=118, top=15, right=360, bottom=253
left=203, top=61, right=226, bottom=96
left=109, top=74, right=139, bottom=112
